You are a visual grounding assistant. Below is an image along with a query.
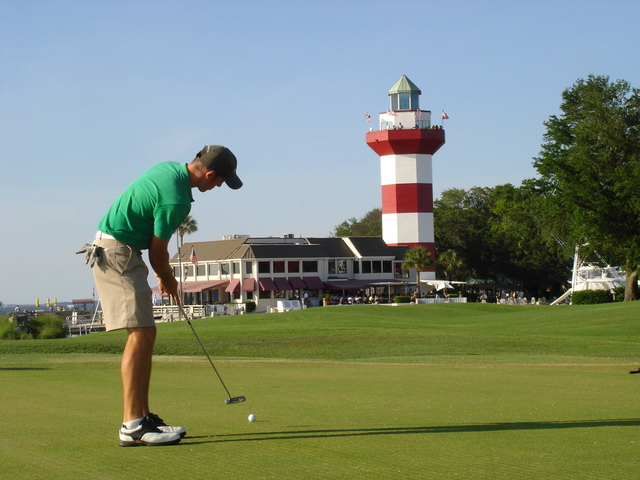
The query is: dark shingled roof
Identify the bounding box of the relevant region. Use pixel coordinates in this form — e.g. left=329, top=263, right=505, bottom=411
left=249, top=244, right=328, bottom=259
left=306, top=238, right=355, bottom=257
left=345, top=237, right=395, bottom=257
left=173, top=236, right=403, bottom=262
left=173, top=238, right=248, bottom=261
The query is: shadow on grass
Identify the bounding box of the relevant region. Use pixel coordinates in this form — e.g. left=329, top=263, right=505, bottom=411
left=183, top=418, right=640, bottom=445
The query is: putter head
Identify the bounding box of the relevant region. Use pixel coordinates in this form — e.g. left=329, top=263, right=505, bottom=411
left=225, top=396, right=246, bottom=404
left=629, top=369, right=640, bottom=374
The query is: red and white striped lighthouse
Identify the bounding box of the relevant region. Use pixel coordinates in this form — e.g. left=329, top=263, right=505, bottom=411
left=366, top=75, right=445, bottom=280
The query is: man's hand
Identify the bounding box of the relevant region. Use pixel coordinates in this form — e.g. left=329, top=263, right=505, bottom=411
left=156, top=274, right=179, bottom=299
left=149, top=235, right=180, bottom=302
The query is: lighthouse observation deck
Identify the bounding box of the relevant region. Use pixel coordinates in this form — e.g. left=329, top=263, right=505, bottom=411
left=366, top=127, right=445, bottom=156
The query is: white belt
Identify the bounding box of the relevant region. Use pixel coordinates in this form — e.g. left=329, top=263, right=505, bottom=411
left=95, top=231, right=116, bottom=240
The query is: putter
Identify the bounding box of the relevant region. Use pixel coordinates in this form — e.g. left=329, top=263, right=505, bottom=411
left=630, top=368, right=640, bottom=374
left=178, top=304, right=246, bottom=404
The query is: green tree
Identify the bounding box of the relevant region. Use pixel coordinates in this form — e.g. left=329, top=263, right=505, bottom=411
left=489, top=182, right=572, bottom=294
left=177, top=215, right=198, bottom=247
left=332, top=218, right=357, bottom=237
left=330, top=208, right=382, bottom=237
left=433, top=184, right=572, bottom=298
left=436, top=249, right=467, bottom=281
left=533, top=75, right=640, bottom=301
left=434, top=187, right=502, bottom=280
left=402, top=246, right=433, bottom=297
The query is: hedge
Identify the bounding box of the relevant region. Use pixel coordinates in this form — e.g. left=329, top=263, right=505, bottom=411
left=572, top=289, right=613, bottom=305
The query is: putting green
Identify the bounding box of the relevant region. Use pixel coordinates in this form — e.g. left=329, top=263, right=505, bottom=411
left=1, top=354, right=638, bottom=479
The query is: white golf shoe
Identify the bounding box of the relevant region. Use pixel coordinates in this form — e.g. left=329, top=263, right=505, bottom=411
left=147, top=412, right=187, bottom=438
left=118, top=416, right=181, bottom=447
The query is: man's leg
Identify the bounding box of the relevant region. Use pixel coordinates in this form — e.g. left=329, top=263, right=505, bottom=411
left=118, top=324, right=182, bottom=446
left=121, top=326, right=156, bottom=422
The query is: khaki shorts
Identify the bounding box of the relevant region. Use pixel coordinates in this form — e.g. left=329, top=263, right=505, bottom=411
left=91, top=237, right=154, bottom=331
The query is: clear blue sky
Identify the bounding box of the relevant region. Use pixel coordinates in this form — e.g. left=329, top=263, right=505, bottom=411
left=1, top=0, right=638, bottom=304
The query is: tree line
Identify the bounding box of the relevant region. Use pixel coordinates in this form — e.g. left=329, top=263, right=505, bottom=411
left=331, top=75, right=640, bottom=301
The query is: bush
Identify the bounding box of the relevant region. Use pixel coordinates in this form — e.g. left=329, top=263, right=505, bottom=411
left=244, top=301, right=256, bottom=313
left=36, top=314, right=67, bottom=339
left=0, top=316, right=19, bottom=340
left=394, top=295, right=412, bottom=304
left=572, top=289, right=613, bottom=305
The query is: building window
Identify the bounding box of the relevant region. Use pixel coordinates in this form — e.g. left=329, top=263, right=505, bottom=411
left=395, top=262, right=409, bottom=278
left=362, top=261, right=372, bottom=274
left=197, top=265, right=206, bottom=276
left=288, top=260, right=300, bottom=273
left=372, top=261, right=382, bottom=274
left=399, top=93, right=410, bottom=110
left=246, top=291, right=254, bottom=300
left=354, top=261, right=360, bottom=274
left=259, top=290, right=271, bottom=299
left=258, top=261, right=270, bottom=274
left=302, top=261, right=318, bottom=273
left=273, top=261, right=285, bottom=273
left=411, top=93, right=419, bottom=110
left=221, top=263, right=230, bottom=275
left=208, top=264, right=219, bottom=276
left=245, top=262, right=253, bottom=274
left=233, top=262, right=240, bottom=274
left=337, top=259, right=347, bottom=274
left=383, top=260, right=392, bottom=273
left=328, top=260, right=336, bottom=275
left=173, top=266, right=180, bottom=277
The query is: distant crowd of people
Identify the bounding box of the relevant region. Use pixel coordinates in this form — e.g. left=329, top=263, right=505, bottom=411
left=388, top=123, right=444, bottom=130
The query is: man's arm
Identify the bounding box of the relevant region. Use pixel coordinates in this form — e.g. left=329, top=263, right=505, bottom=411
left=148, top=235, right=179, bottom=303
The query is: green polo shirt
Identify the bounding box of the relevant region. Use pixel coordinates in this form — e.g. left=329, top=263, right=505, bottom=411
left=97, top=161, right=193, bottom=250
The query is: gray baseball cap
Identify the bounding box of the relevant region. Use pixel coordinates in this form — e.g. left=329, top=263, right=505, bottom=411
left=196, top=145, right=243, bottom=189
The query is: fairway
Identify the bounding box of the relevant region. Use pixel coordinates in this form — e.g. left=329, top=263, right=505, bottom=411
left=1, top=303, right=639, bottom=479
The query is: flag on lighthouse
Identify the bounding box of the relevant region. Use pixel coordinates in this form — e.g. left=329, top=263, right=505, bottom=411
left=364, top=112, right=371, bottom=122
left=441, top=110, right=449, bottom=120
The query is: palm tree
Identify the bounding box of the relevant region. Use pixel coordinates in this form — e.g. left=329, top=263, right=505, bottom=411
left=177, top=215, right=198, bottom=247
left=437, top=249, right=467, bottom=281
left=402, top=246, right=433, bottom=297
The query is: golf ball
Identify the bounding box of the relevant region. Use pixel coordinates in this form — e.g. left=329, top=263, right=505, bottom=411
left=248, top=414, right=256, bottom=422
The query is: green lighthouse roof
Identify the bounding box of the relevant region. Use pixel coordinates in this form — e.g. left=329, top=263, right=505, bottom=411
left=388, top=75, right=421, bottom=95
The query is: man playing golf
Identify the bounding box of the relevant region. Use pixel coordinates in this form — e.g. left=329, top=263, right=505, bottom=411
left=81, top=145, right=242, bottom=446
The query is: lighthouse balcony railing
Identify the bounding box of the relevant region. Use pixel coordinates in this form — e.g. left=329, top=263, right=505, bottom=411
left=378, top=122, right=445, bottom=131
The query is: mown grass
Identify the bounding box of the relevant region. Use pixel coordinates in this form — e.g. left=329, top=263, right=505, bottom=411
left=1, top=303, right=638, bottom=362
left=1, top=302, right=639, bottom=479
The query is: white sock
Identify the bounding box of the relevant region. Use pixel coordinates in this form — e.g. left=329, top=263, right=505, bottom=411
left=123, top=417, right=144, bottom=429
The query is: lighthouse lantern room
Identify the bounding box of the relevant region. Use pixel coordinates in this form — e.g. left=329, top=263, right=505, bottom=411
left=365, top=75, right=445, bottom=280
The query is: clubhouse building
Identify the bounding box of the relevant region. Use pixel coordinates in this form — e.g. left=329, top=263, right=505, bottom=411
left=165, top=235, right=413, bottom=311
